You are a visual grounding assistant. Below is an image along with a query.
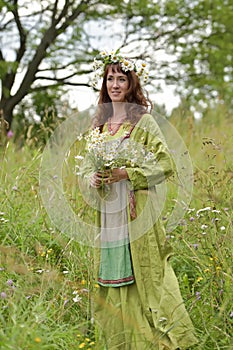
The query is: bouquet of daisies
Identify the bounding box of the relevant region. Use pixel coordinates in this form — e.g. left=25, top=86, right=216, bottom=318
left=75, top=127, right=155, bottom=175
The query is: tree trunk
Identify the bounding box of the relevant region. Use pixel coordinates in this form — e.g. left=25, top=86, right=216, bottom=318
left=0, top=97, right=15, bottom=129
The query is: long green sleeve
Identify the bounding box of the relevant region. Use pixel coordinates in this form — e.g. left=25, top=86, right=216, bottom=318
left=126, top=114, right=173, bottom=190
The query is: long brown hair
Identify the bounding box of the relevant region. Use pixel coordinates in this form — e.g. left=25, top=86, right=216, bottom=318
left=93, top=63, right=152, bottom=129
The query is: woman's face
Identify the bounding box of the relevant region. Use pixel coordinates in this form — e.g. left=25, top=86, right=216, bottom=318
left=106, top=67, right=129, bottom=102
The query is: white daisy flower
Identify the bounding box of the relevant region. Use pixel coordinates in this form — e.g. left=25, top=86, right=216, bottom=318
left=100, top=50, right=109, bottom=58
left=121, top=60, right=134, bottom=72
left=111, top=54, right=119, bottom=63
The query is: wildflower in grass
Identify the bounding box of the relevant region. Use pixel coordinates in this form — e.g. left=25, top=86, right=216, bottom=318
left=94, top=284, right=99, bottom=288
left=79, top=343, right=86, bottom=348
left=230, top=311, right=233, bottom=318
left=74, top=294, right=81, bottom=304
left=190, top=216, right=195, bottom=222
left=201, top=224, right=208, bottom=229
left=195, top=291, right=201, bottom=300
left=7, top=279, right=14, bottom=286
left=75, top=155, right=84, bottom=160
left=210, top=256, right=218, bottom=261
left=81, top=279, right=86, bottom=285
left=166, top=235, right=174, bottom=239
left=63, top=270, right=69, bottom=274
left=0, top=217, right=9, bottom=223
left=1, top=292, right=7, bottom=299
left=90, top=342, right=95, bottom=345
left=196, top=276, right=203, bottom=283
left=34, top=337, right=41, bottom=343
left=212, top=217, right=220, bottom=223
left=12, top=185, right=18, bottom=191
left=85, top=337, right=90, bottom=342
left=73, top=292, right=82, bottom=303
left=193, top=243, right=198, bottom=250
left=63, top=299, right=69, bottom=307
left=220, top=226, right=226, bottom=231
left=7, top=130, right=13, bottom=138
left=196, top=206, right=211, bottom=216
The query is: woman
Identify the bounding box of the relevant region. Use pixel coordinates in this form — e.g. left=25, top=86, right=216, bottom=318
left=79, top=51, right=197, bottom=349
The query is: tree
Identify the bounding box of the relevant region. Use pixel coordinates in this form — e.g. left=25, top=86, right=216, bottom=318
left=160, top=0, right=233, bottom=108
left=0, top=0, right=232, bottom=129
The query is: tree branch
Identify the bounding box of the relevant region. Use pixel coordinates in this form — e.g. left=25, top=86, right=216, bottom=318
left=35, top=70, right=91, bottom=81
left=54, top=0, right=71, bottom=25
left=12, top=0, right=27, bottom=63
left=31, top=82, right=92, bottom=92
left=58, top=0, right=91, bottom=32
left=51, top=0, right=59, bottom=24
left=0, top=49, right=4, bottom=61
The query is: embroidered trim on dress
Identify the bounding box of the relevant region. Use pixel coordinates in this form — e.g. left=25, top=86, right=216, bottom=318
left=98, top=275, right=135, bottom=285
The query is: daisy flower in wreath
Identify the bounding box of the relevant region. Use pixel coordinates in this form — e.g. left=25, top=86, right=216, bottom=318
left=91, top=49, right=150, bottom=87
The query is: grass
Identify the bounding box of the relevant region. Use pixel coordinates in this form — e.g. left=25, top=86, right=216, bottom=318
left=0, top=105, right=233, bottom=349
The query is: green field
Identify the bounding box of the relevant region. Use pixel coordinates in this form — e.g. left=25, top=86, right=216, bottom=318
left=0, top=106, right=232, bottom=349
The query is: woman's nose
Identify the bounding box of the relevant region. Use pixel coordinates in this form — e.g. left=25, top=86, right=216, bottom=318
left=112, top=79, right=119, bottom=88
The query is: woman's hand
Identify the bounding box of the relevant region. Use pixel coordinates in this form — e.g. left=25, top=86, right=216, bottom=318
left=102, top=168, right=129, bottom=184
left=89, top=172, right=105, bottom=188
left=90, top=168, right=128, bottom=188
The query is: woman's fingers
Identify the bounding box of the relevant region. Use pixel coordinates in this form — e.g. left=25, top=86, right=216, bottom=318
left=90, top=169, right=128, bottom=187
left=103, top=169, right=122, bottom=184
left=90, top=173, right=102, bottom=188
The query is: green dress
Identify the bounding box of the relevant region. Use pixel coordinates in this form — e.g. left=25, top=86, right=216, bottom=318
left=80, top=114, right=198, bottom=349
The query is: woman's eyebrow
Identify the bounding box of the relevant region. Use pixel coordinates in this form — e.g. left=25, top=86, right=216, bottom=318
left=107, top=74, right=126, bottom=78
